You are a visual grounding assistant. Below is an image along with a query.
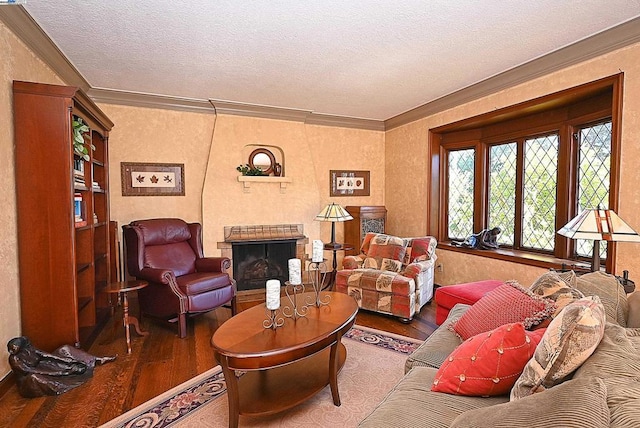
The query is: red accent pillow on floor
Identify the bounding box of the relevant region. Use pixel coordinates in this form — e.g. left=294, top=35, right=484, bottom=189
left=432, top=323, right=546, bottom=396
left=451, top=281, right=555, bottom=340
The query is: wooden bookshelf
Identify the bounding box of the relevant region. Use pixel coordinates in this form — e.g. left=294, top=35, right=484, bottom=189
left=13, top=80, right=114, bottom=351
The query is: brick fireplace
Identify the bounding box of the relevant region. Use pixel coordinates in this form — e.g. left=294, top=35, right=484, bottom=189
left=217, top=224, right=308, bottom=301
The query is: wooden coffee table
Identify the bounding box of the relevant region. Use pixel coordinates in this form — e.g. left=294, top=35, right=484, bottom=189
left=211, top=291, right=358, bottom=428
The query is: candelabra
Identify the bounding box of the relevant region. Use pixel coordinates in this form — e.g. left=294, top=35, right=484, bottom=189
left=306, top=261, right=330, bottom=307
left=263, top=308, right=285, bottom=329
left=282, top=281, right=309, bottom=319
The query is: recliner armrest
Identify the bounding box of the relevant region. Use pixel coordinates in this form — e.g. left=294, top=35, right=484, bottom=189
left=137, top=267, right=174, bottom=284
left=195, top=257, right=231, bottom=272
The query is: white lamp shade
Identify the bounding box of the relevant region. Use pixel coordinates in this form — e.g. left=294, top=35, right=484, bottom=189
left=558, top=208, right=640, bottom=242
left=314, top=203, right=353, bottom=222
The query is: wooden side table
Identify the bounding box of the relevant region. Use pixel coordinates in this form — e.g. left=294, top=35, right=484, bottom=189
left=105, top=280, right=149, bottom=354
left=324, top=243, right=354, bottom=288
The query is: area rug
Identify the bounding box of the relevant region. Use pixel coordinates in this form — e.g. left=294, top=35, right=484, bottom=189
left=101, top=325, right=422, bottom=428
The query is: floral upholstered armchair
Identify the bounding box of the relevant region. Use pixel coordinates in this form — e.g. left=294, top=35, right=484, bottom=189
left=336, top=233, right=437, bottom=322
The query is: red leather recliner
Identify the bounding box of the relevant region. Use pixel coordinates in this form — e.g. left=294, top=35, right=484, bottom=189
left=123, top=218, right=237, bottom=338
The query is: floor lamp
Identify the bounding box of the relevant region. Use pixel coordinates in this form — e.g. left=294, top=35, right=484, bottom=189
left=557, top=206, right=640, bottom=272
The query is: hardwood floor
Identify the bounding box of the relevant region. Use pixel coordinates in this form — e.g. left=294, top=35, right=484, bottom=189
left=0, top=294, right=438, bottom=428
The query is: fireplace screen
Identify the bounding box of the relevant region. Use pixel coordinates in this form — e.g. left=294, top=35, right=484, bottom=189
left=232, top=240, right=296, bottom=291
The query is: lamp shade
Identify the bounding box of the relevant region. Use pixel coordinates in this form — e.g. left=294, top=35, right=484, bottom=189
left=314, top=203, right=353, bottom=223
left=558, top=208, right=640, bottom=242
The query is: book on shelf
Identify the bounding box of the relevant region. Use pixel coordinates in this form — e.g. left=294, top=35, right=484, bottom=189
left=74, top=193, right=86, bottom=224
left=92, top=181, right=101, bottom=190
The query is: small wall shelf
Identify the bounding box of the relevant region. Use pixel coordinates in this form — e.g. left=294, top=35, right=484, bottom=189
left=237, top=176, right=292, bottom=193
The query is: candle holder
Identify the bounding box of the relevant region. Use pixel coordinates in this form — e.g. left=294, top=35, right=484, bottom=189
left=306, top=261, right=330, bottom=307
left=282, top=281, right=308, bottom=319
left=263, top=308, right=284, bottom=330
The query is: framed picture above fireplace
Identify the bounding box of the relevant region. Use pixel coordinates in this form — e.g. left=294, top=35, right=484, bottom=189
left=121, top=162, right=185, bottom=196
left=330, top=170, right=370, bottom=197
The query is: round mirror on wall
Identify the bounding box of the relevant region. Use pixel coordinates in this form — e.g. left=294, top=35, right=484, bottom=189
left=249, top=148, right=276, bottom=175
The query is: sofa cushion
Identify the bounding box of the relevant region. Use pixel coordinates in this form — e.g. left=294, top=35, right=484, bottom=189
left=405, top=304, right=467, bottom=372
left=358, top=366, right=509, bottom=428
left=575, top=271, right=628, bottom=326
left=451, top=281, right=555, bottom=340
left=450, top=376, right=609, bottom=428
left=573, top=323, right=640, bottom=427
left=432, top=323, right=545, bottom=396
left=511, top=296, right=606, bottom=399
left=529, top=271, right=583, bottom=317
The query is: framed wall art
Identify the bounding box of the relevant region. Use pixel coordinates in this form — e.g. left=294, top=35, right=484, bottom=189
left=121, top=162, right=185, bottom=196
left=329, top=170, right=370, bottom=197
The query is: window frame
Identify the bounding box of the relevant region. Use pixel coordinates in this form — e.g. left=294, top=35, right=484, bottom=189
left=429, top=74, right=623, bottom=273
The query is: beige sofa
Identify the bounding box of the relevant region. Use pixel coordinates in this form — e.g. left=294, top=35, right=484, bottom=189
left=359, top=272, right=640, bottom=427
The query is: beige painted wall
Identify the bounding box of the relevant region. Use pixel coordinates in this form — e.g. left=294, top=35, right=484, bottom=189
left=0, top=21, right=65, bottom=378
left=200, top=115, right=385, bottom=258
left=101, top=103, right=216, bottom=229
left=102, top=107, right=385, bottom=260
left=386, top=42, right=640, bottom=287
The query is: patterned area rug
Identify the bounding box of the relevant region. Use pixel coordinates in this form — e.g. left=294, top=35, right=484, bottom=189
left=101, top=326, right=421, bottom=428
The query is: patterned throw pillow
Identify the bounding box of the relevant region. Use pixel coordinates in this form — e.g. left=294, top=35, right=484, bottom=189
left=451, top=281, right=556, bottom=341
left=366, top=234, right=409, bottom=273
left=510, top=295, right=606, bottom=400
left=529, top=271, right=584, bottom=317
left=575, top=271, right=628, bottom=326
left=406, top=236, right=437, bottom=263
left=432, top=323, right=545, bottom=396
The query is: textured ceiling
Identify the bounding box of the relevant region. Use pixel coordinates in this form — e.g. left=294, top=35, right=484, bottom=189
left=22, top=1, right=640, bottom=121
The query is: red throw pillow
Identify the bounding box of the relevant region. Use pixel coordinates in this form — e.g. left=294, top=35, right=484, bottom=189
left=432, top=323, right=546, bottom=396
left=451, top=281, right=555, bottom=340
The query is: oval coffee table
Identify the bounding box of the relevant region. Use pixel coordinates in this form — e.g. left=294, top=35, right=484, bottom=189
left=211, top=291, right=358, bottom=428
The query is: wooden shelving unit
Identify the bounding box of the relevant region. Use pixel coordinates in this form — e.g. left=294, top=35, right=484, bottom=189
left=13, top=81, right=114, bottom=351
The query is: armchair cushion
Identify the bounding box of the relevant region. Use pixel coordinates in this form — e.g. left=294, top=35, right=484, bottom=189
left=366, top=234, right=409, bottom=273
left=177, top=272, right=232, bottom=295
left=368, top=234, right=409, bottom=262
left=362, top=256, right=403, bottom=273
left=145, top=241, right=196, bottom=277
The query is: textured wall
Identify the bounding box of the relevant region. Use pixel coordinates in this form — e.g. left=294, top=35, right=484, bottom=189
left=100, top=103, right=216, bottom=230
left=102, top=106, right=385, bottom=261
left=201, top=115, right=385, bottom=258
left=386, top=42, right=640, bottom=286
left=0, top=21, right=64, bottom=379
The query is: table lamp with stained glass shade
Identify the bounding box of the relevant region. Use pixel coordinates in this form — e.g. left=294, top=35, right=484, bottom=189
left=314, top=202, right=353, bottom=249
left=557, top=206, right=640, bottom=272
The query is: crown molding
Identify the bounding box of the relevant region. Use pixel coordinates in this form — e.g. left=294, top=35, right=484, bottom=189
left=89, top=88, right=215, bottom=114
left=5, top=5, right=639, bottom=132
left=305, top=113, right=385, bottom=131
left=0, top=5, right=91, bottom=91
left=385, top=16, right=640, bottom=130
left=209, top=99, right=310, bottom=122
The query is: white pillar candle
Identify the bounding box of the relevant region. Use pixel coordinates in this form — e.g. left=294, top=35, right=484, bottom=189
left=265, top=279, right=281, bottom=310
left=288, top=258, right=302, bottom=285
left=312, top=240, right=324, bottom=262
